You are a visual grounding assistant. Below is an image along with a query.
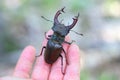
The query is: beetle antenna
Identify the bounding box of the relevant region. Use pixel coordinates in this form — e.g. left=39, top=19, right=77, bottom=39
left=41, top=16, right=53, bottom=23
left=70, top=30, right=83, bottom=36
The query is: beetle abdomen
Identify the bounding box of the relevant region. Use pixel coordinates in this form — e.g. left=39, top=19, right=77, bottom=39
left=44, top=40, right=62, bottom=64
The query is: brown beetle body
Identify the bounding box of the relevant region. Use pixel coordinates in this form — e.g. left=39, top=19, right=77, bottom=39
left=36, top=7, right=79, bottom=74
left=44, top=39, right=62, bottom=64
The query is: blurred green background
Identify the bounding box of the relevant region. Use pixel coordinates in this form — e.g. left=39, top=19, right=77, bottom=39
left=0, top=0, right=120, bottom=80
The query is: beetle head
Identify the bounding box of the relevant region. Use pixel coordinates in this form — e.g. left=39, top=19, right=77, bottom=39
left=52, top=7, right=79, bottom=36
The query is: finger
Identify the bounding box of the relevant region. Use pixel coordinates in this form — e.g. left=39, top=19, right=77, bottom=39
left=31, top=30, right=53, bottom=80
left=49, top=56, right=64, bottom=80
left=49, top=36, right=70, bottom=80
left=1, top=76, right=32, bottom=80
left=64, top=44, right=80, bottom=80
left=13, top=45, right=36, bottom=78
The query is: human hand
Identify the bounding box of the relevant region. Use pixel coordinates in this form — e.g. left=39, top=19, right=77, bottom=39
left=1, top=30, right=80, bottom=80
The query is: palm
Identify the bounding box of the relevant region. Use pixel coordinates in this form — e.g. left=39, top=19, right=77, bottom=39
left=1, top=30, right=80, bottom=80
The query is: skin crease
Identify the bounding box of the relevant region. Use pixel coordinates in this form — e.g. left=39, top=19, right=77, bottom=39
left=1, top=30, right=81, bottom=80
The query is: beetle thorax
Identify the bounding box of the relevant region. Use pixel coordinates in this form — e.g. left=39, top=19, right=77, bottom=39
left=52, top=23, right=70, bottom=36
left=51, top=32, right=65, bottom=43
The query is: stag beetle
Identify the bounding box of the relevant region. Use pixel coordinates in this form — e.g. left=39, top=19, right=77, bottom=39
left=36, top=7, right=79, bottom=74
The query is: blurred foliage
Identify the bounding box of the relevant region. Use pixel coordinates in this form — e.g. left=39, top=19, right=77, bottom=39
left=80, top=70, right=90, bottom=80
left=99, top=73, right=118, bottom=80
left=71, top=0, right=94, bottom=11
left=81, top=70, right=119, bottom=80
left=104, top=0, right=120, bottom=19
left=3, top=36, right=20, bottom=53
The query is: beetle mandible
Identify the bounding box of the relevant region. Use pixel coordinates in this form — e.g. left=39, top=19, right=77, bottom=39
left=36, top=7, right=79, bottom=74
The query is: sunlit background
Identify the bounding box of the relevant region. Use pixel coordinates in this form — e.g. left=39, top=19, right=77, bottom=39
left=0, top=0, right=120, bottom=80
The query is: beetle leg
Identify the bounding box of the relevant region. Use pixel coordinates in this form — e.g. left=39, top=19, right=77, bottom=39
left=36, top=46, right=46, bottom=57
left=61, top=47, right=69, bottom=65
left=59, top=54, right=65, bottom=75
left=64, top=40, right=75, bottom=45
left=44, top=32, right=52, bottom=40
